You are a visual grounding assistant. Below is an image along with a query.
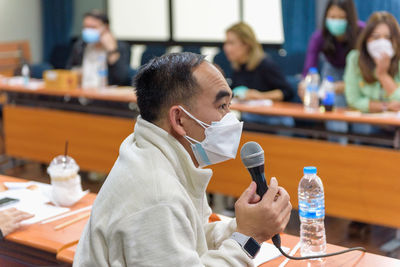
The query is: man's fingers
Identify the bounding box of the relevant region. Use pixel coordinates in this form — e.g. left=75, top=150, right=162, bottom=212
left=280, top=202, right=292, bottom=229
left=249, top=193, right=261, bottom=204
left=262, top=177, right=279, bottom=203
left=238, top=181, right=257, bottom=204
left=275, top=186, right=291, bottom=210
left=13, top=213, right=33, bottom=223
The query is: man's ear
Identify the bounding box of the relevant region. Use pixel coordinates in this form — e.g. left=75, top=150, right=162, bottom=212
left=169, top=105, right=186, bottom=137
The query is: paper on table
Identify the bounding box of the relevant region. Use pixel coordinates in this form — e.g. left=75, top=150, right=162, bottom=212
left=0, top=186, right=69, bottom=225
left=243, top=99, right=273, bottom=107
left=4, top=181, right=35, bottom=190
left=253, top=242, right=290, bottom=267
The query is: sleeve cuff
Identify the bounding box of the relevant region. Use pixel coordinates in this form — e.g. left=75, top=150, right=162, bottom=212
left=354, top=98, right=370, bottom=113
left=389, top=87, right=400, bottom=101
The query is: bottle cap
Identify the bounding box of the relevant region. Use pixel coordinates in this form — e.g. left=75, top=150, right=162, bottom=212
left=326, top=76, right=334, bottom=82
left=303, top=166, right=317, bottom=174
left=309, top=67, right=318, bottom=74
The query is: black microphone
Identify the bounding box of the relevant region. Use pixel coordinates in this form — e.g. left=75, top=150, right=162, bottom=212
left=240, top=141, right=281, bottom=247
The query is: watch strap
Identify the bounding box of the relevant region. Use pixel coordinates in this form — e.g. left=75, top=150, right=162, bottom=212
left=230, top=232, right=261, bottom=258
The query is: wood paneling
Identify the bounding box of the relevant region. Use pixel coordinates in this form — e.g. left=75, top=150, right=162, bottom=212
left=208, top=131, right=400, bottom=229
left=3, top=105, right=134, bottom=173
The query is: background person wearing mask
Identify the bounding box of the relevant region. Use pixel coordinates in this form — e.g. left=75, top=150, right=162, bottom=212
left=0, top=208, right=33, bottom=238
left=67, top=10, right=131, bottom=87
left=299, top=0, right=364, bottom=103
left=224, top=22, right=294, bottom=127
left=299, top=0, right=364, bottom=144
left=345, top=11, right=400, bottom=114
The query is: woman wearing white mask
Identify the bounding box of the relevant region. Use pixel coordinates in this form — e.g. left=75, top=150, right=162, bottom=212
left=299, top=0, right=364, bottom=104
left=344, top=11, right=400, bottom=113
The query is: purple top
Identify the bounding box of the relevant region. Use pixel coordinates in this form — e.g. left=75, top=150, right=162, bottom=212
left=302, top=21, right=366, bottom=77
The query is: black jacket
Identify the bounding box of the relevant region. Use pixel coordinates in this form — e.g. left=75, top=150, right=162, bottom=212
left=66, top=39, right=131, bottom=86
left=232, top=56, right=294, bottom=101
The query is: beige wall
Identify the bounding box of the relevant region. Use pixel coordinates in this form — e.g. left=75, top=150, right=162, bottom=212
left=0, top=0, right=42, bottom=63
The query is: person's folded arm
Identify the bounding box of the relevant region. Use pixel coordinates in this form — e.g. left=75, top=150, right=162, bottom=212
left=259, top=59, right=293, bottom=101
left=344, top=50, right=370, bottom=113
left=107, top=41, right=131, bottom=86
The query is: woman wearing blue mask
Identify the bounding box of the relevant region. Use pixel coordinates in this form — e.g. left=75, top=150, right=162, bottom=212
left=298, top=0, right=364, bottom=144
left=299, top=0, right=364, bottom=103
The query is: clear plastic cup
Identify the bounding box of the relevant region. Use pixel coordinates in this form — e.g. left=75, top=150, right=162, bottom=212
left=47, top=155, right=84, bottom=206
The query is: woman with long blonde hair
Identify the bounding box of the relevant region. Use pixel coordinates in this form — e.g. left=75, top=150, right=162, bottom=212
left=224, top=22, right=294, bottom=126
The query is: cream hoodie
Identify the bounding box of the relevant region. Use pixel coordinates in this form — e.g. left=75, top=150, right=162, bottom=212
left=73, top=116, right=253, bottom=266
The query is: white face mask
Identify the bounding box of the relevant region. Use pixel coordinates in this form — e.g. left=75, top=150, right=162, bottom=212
left=367, top=38, right=394, bottom=59
left=179, top=106, right=243, bottom=168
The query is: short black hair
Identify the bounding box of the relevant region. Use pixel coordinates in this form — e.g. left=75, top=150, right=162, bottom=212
left=134, top=52, right=206, bottom=122
left=83, top=10, right=109, bottom=25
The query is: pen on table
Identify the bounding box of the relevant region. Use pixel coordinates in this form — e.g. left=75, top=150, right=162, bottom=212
left=278, top=241, right=301, bottom=267
left=41, top=205, right=92, bottom=224
left=54, top=211, right=91, bottom=231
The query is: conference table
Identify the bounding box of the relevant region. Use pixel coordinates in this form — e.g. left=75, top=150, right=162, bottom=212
left=1, top=80, right=400, bottom=231
left=0, top=175, right=95, bottom=266
left=1, top=175, right=399, bottom=266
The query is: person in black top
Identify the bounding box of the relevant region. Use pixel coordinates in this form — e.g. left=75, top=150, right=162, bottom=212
left=66, top=10, right=131, bottom=86
left=224, top=22, right=294, bottom=126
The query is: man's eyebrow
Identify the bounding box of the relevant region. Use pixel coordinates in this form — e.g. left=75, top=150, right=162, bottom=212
left=214, top=90, right=232, bottom=103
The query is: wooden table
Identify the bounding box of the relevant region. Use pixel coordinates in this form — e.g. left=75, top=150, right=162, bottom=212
left=2, top=177, right=400, bottom=266
left=261, top=234, right=400, bottom=267
left=52, top=225, right=400, bottom=266
left=0, top=80, right=137, bottom=173
left=231, top=101, right=400, bottom=126
left=0, top=175, right=93, bottom=266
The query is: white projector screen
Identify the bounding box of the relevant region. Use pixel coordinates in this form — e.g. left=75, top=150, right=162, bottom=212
left=108, top=0, right=285, bottom=44
left=108, top=0, right=169, bottom=41
left=172, top=0, right=240, bottom=42
left=243, top=0, right=284, bottom=44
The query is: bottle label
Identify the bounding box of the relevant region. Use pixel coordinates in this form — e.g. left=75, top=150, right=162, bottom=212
left=306, top=84, right=318, bottom=92
left=299, top=199, right=325, bottom=219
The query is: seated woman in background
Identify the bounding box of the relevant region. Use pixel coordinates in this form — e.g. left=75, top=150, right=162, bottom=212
left=300, top=0, right=364, bottom=104
left=299, top=0, right=364, bottom=143
left=224, top=22, right=294, bottom=127
left=345, top=12, right=400, bottom=136
left=345, top=11, right=400, bottom=113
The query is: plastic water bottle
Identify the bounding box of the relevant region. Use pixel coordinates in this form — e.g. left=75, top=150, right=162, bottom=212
left=298, top=166, right=326, bottom=258
left=98, top=54, right=108, bottom=89
left=21, top=63, right=30, bottom=86
left=320, top=76, right=335, bottom=111
left=303, top=68, right=320, bottom=112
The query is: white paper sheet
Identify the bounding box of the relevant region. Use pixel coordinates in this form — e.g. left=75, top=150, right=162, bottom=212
left=253, top=242, right=290, bottom=267
left=0, top=183, right=70, bottom=225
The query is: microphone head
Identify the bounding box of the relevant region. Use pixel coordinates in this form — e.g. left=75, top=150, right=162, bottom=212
left=240, top=141, right=264, bottom=168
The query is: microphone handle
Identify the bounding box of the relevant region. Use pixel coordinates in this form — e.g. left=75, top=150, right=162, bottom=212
left=247, top=165, right=281, bottom=247
left=247, top=166, right=268, bottom=199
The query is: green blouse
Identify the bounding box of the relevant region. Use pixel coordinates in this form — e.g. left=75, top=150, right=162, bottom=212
left=344, top=50, right=400, bottom=112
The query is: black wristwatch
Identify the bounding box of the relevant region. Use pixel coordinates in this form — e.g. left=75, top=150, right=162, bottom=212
left=231, top=232, right=261, bottom=259
left=107, top=48, right=119, bottom=55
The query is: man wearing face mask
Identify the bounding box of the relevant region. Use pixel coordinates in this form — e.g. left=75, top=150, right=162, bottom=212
left=66, top=10, right=131, bottom=87
left=74, top=52, right=292, bottom=266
